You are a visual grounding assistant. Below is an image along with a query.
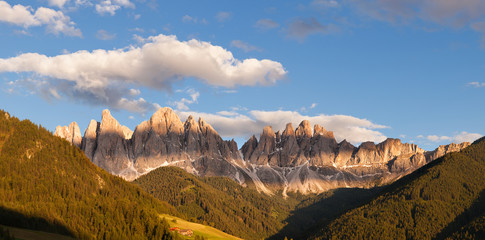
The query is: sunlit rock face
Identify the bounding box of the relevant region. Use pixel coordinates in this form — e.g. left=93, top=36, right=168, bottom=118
left=55, top=122, right=82, bottom=148
left=56, top=108, right=470, bottom=195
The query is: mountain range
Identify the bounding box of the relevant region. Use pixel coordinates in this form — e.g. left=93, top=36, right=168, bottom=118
left=55, top=107, right=469, bottom=195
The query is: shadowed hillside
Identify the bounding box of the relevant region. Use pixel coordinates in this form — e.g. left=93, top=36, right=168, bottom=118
left=0, top=109, right=180, bottom=239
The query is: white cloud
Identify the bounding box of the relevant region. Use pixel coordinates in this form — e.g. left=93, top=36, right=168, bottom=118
left=176, top=109, right=388, bottom=145
left=419, top=132, right=482, bottom=143
left=170, top=88, right=200, bottom=111
left=48, top=0, right=70, bottom=8
left=452, top=131, right=482, bottom=143
left=215, top=11, right=232, bottom=22
left=0, top=34, right=286, bottom=113
left=96, top=29, right=116, bottom=40
left=217, top=110, right=239, bottom=117
left=255, top=18, right=280, bottom=30
left=95, top=0, right=134, bottom=16
left=426, top=135, right=451, bottom=142
left=301, top=102, right=318, bottom=112
left=0, top=1, right=81, bottom=36
left=230, top=40, right=262, bottom=52
left=467, top=81, right=485, bottom=87
left=128, top=88, right=140, bottom=96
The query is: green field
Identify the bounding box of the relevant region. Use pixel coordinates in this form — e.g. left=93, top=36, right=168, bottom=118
left=160, top=214, right=242, bottom=240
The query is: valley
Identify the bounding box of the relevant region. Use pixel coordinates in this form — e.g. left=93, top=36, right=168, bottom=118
left=1, top=108, right=483, bottom=240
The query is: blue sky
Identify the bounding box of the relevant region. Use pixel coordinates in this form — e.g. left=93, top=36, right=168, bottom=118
left=0, top=0, right=484, bottom=150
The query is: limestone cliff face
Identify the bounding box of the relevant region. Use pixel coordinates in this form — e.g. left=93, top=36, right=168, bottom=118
left=92, top=110, right=132, bottom=177
left=55, top=108, right=471, bottom=195
left=54, top=122, right=82, bottom=148
left=425, top=142, right=471, bottom=162
left=56, top=107, right=241, bottom=181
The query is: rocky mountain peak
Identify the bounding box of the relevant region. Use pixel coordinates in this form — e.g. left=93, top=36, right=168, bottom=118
left=282, top=123, right=295, bottom=138
left=100, top=109, right=122, bottom=135
left=241, top=135, right=258, bottom=161
left=198, top=117, right=217, bottom=136
left=295, top=120, right=312, bottom=139
left=262, top=125, right=275, bottom=137
left=84, top=120, right=99, bottom=139
left=314, top=124, right=335, bottom=139
left=184, top=115, right=199, bottom=134
left=121, top=126, right=133, bottom=139
left=82, top=119, right=99, bottom=159
left=54, top=121, right=82, bottom=148
left=149, top=107, right=183, bottom=136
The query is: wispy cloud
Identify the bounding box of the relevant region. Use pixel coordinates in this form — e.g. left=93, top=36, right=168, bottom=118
left=48, top=0, right=70, bottom=8
left=215, top=11, right=232, bottom=22
left=300, top=102, right=318, bottom=112
left=470, top=21, right=485, bottom=47
left=255, top=18, right=280, bottom=30
left=0, top=34, right=286, bottom=113
left=96, top=29, right=116, bottom=40
left=95, top=0, right=135, bottom=16
left=170, top=88, right=200, bottom=111
left=347, top=0, right=485, bottom=27
left=467, top=81, right=485, bottom=88
left=418, top=132, right=482, bottom=143
left=230, top=40, right=262, bottom=52
left=311, top=0, right=340, bottom=9
left=0, top=1, right=82, bottom=37
left=182, top=15, right=207, bottom=24
left=287, top=17, right=333, bottom=41
left=182, top=15, right=195, bottom=23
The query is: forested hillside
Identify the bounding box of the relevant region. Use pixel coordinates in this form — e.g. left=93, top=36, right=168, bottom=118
left=0, top=110, right=180, bottom=239
left=310, top=137, right=485, bottom=240
left=134, top=166, right=295, bottom=240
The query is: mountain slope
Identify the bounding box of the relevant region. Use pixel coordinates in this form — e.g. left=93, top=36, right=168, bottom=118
left=310, top=137, right=485, bottom=240
left=133, top=166, right=294, bottom=240
left=0, top=109, right=180, bottom=239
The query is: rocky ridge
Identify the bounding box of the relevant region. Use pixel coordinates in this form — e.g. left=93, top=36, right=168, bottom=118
left=56, top=107, right=471, bottom=195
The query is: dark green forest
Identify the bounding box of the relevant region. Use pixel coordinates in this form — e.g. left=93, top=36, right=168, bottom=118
left=0, top=109, right=181, bottom=239
left=310, top=137, right=485, bottom=240
left=134, top=166, right=293, bottom=239
left=133, top=166, right=383, bottom=240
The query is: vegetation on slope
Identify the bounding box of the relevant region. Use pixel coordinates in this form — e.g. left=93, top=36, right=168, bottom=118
left=311, top=137, right=485, bottom=240
left=134, top=166, right=294, bottom=240
left=160, top=214, right=242, bottom=240
left=0, top=109, right=181, bottom=239
left=134, top=166, right=384, bottom=240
